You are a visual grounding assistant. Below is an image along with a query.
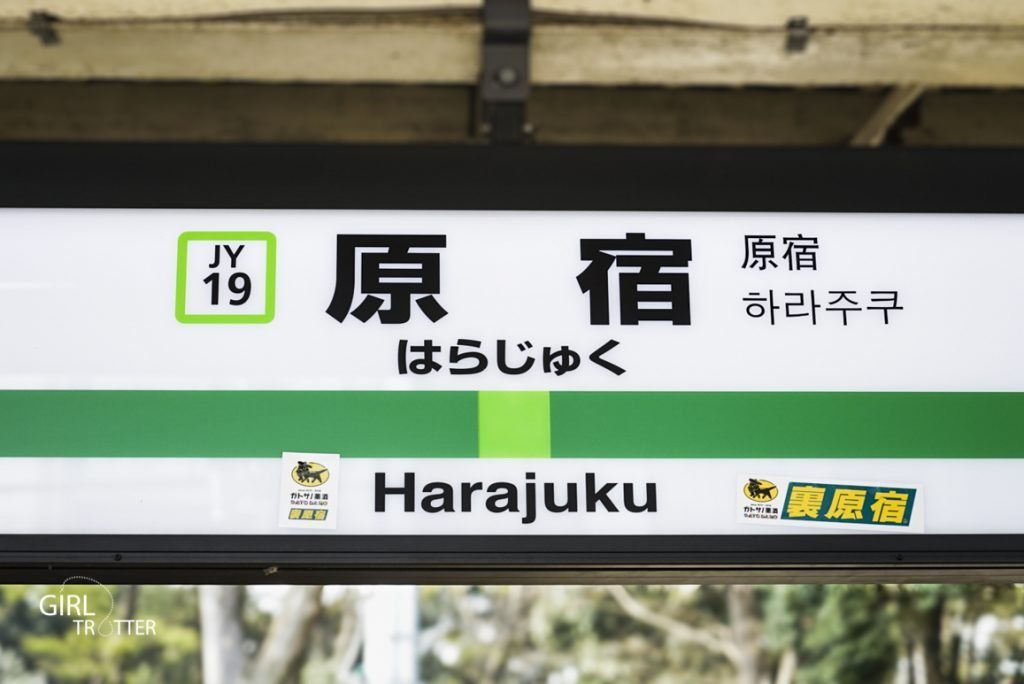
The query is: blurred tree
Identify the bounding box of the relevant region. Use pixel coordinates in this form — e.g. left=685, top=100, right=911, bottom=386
left=2, top=582, right=1024, bottom=683
left=418, top=584, right=1024, bottom=684
left=200, top=586, right=245, bottom=684
left=250, top=586, right=323, bottom=684
left=17, top=585, right=201, bottom=684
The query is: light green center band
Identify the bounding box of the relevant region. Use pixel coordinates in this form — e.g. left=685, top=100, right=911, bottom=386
left=478, top=391, right=552, bottom=458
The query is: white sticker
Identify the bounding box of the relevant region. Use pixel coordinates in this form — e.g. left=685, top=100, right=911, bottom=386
left=278, top=452, right=340, bottom=530
left=736, top=475, right=923, bottom=533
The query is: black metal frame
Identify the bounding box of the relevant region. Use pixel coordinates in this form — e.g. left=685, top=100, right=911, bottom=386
left=1, top=142, right=1022, bottom=584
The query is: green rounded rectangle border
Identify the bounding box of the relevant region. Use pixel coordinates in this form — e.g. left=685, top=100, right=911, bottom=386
left=174, top=231, right=276, bottom=324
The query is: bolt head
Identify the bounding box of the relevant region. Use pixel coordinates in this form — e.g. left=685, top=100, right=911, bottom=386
left=494, top=66, right=520, bottom=86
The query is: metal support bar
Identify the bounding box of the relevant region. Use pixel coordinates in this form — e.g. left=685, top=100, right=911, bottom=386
left=479, top=0, right=531, bottom=144
left=785, top=16, right=810, bottom=53
left=27, top=11, right=60, bottom=46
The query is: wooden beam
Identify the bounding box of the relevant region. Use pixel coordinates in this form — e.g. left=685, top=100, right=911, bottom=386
left=537, top=0, right=1024, bottom=26
left=530, top=88, right=884, bottom=145
left=0, top=20, right=481, bottom=83
left=4, top=0, right=1023, bottom=27
left=534, top=25, right=1024, bottom=87
left=3, top=18, right=1024, bottom=87
left=1, top=81, right=1022, bottom=146
left=0, top=82, right=473, bottom=142
left=850, top=84, right=925, bottom=146
left=0, top=82, right=892, bottom=145
left=901, top=90, right=1024, bottom=146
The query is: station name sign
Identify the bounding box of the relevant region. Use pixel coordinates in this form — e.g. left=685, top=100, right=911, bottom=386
left=0, top=209, right=1021, bottom=537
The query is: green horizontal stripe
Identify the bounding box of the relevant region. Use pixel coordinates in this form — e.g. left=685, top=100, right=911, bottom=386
left=0, top=391, right=477, bottom=458
left=551, top=392, right=1024, bottom=458
left=0, top=391, right=1021, bottom=459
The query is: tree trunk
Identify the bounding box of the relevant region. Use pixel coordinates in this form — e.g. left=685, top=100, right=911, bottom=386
left=899, top=589, right=945, bottom=684
left=726, top=586, right=761, bottom=684
left=481, top=586, right=528, bottom=684
left=363, top=586, right=419, bottom=684
left=773, top=648, right=797, bottom=684
left=894, top=646, right=911, bottom=684
left=199, top=586, right=246, bottom=684
left=921, top=601, right=945, bottom=683
left=250, top=585, right=324, bottom=684
left=119, top=585, right=138, bottom=621
left=911, top=640, right=928, bottom=684
left=332, top=591, right=363, bottom=682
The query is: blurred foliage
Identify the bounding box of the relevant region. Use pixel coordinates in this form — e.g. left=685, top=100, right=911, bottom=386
left=0, top=584, right=201, bottom=683
left=420, top=584, right=1024, bottom=684
left=0, top=583, right=1024, bottom=682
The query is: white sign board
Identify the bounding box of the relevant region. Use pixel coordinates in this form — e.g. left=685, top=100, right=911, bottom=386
left=1, top=209, right=1022, bottom=536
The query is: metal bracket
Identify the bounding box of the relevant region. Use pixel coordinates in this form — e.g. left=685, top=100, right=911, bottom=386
left=785, top=16, right=810, bottom=53
left=27, top=11, right=60, bottom=46
left=479, top=0, right=532, bottom=144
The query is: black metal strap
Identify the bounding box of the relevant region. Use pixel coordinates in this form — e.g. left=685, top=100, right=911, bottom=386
left=27, top=11, right=60, bottom=45
left=479, top=0, right=532, bottom=144
left=785, top=16, right=810, bottom=53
